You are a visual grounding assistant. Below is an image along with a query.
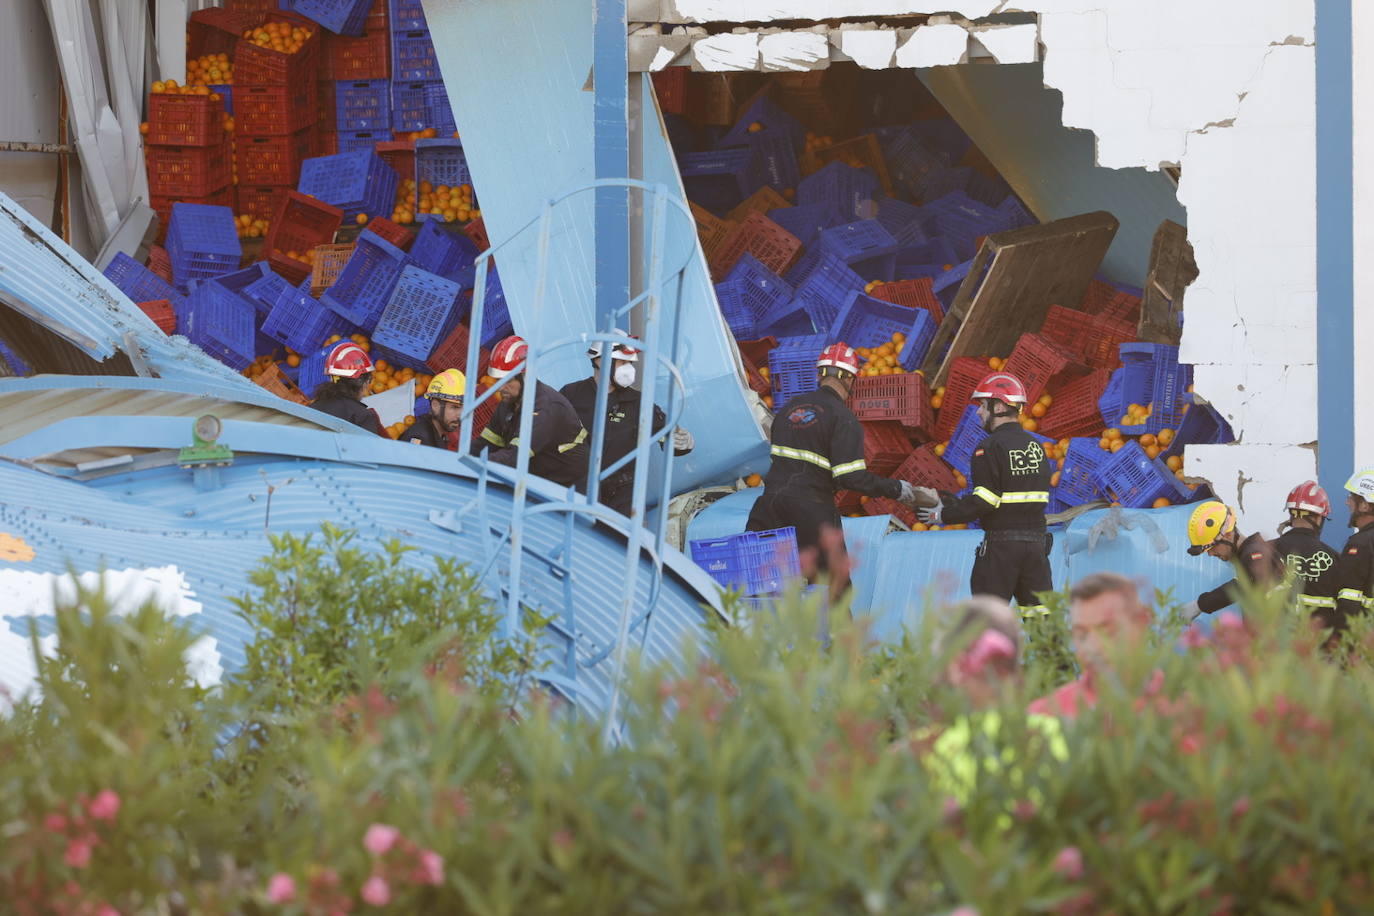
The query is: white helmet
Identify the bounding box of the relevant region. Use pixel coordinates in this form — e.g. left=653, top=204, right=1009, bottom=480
left=587, top=328, right=630, bottom=359
left=1345, top=467, right=1374, bottom=503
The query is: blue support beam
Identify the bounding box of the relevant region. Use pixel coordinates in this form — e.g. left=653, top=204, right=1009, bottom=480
left=1316, top=0, right=1354, bottom=501
left=593, top=0, right=630, bottom=330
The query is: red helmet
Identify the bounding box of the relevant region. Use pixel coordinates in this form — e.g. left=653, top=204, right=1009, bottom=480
left=971, top=371, right=1027, bottom=405
left=488, top=335, right=528, bottom=379
left=325, top=341, right=374, bottom=379
left=817, top=342, right=861, bottom=375
left=1285, top=480, right=1331, bottom=517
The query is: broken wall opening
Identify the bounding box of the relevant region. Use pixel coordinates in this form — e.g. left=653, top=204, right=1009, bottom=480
left=653, top=59, right=1234, bottom=523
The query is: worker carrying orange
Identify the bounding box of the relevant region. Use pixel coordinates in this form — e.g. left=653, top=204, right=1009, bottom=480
left=399, top=368, right=466, bottom=450
left=473, top=335, right=591, bottom=491
left=1270, top=481, right=1344, bottom=632
left=310, top=341, right=387, bottom=437
left=1334, top=468, right=1374, bottom=624
left=747, top=342, right=932, bottom=599
left=914, top=372, right=1055, bottom=620
left=1180, top=500, right=1284, bottom=621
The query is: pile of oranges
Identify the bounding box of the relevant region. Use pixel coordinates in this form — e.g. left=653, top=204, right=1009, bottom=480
left=241, top=21, right=313, bottom=54
left=149, top=79, right=215, bottom=97
left=395, top=128, right=461, bottom=143
left=185, top=53, right=232, bottom=86
left=854, top=332, right=908, bottom=377
left=234, top=214, right=269, bottom=239
left=275, top=247, right=318, bottom=267
left=411, top=180, right=479, bottom=224
left=1118, top=401, right=1154, bottom=426
left=383, top=415, right=420, bottom=439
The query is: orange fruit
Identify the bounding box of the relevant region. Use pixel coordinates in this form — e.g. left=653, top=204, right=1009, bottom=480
left=988, top=356, right=1002, bottom=370
left=1030, top=403, right=1047, bottom=418
left=1157, top=428, right=1175, bottom=446
left=1166, top=455, right=1183, bottom=472
left=934, top=443, right=947, bottom=457
left=1139, top=433, right=1157, bottom=448
left=286, top=353, right=301, bottom=368
left=1050, top=471, right=1062, bottom=487
left=930, top=395, right=944, bottom=410
left=1109, top=439, right=1125, bottom=453
left=745, top=473, right=762, bottom=487
left=1144, top=444, right=1161, bottom=459
left=1021, top=418, right=1038, bottom=432
left=355, top=213, right=368, bottom=226
left=1105, top=428, right=1122, bottom=440
left=1152, top=497, right=1172, bottom=509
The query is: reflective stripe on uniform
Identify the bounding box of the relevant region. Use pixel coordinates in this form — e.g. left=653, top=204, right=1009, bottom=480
left=771, top=444, right=831, bottom=470
left=1298, top=595, right=1337, bottom=609
left=1338, top=587, right=1368, bottom=605
left=1001, top=491, right=1050, bottom=504
left=1020, top=604, right=1050, bottom=619
left=973, top=487, right=1001, bottom=507
left=481, top=427, right=506, bottom=447
left=558, top=427, right=588, bottom=454
left=832, top=458, right=866, bottom=477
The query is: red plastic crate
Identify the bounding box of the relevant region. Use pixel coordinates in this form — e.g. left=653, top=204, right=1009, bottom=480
left=234, top=128, right=316, bottom=186
left=861, top=420, right=913, bottom=475
left=708, top=211, right=803, bottom=281
left=146, top=245, right=173, bottom=283
left=426, top=322, right=490, bottom=376
left=835, top=489, right=863, bottom=515
left=463, top=217, right=490, bottom=253
left=321, top=30, right=389, bottom=80
left=736, top=336, right=779, bottom=369
left=1100, top=291, right=1142, bottom=324
left=144, top=138, right=232, bottom=197
left=265, top=191, right=344, bottom=279
left=1079, top=279, right=1116, bottom=313
left=188, top=8, right=265, bottom=59
left=934, top=355, right=988, bottom=441
left=870, top=277, right=943, bottom=324
left=234, top=24, right=321, bottom=85
left=236, top=186, right=289, bottom=222
left=738, top=349, right=771, bottom=398
left=150, top=187, right=234, bottom=244
left=864, top=496, right=917, bottom=528
left=136, top=299, right=177, bottom=334
left=375, top=140, right=415, bottom=183
left=266, top=253, right=309, bottom=287
left=1039, top=368, right=1112, bottom=440
left=893, top=443, right=960, bottom=491
left=233, top=81, right=319, bottom=135
left=147, top=94, right=226, bottom=146
left=848, top=372, right=933, bottom=437
left=225, top=0, right=276, bottom=10
left=1002, top=332, right=1089, bottom=406
left=651, top=67, right=687, bottom=115
left=364, top=217, right=414, bottom=250
left=1040, top=305, right=1136, bottom=372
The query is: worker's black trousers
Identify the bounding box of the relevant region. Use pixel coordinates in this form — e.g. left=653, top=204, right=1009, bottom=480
left=969, top=534, right=1054, bottom=617
left=746, top=492, right=844, bottom=574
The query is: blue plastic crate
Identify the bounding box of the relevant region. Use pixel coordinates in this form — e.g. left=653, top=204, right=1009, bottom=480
left=908, top=118, right=973, bottom=162
left=932, top=259, right=975, bottom=312
left=756, top=298, right=815, bottom=339
left=321, top=231, right=412, bottom=331
left=944, top=406, right=1054, bottom=478
left=414, top=139, right=471, bottom=222
left=689, top=527, right=802, bottom=596
left=390, top=80, right=429, bottom=132
left=766, top=202, right=842, bottom=249
left=786, top=249, right=866, bottom=332
left=298, top=342, right=334, bottom=399
left=679, top=148, right=767, bottom=216
left=166, top=203, right=241, bottom=288
left=1163, top=398, right=1234, bottom=460
left=1099, top=440, right=1188, bottom=508
left=262, top=283, right=354, bottom=353
left=742, top=131, right=800, bottom=193
left=897, top=237, right=960, bottom=273
left=391, top=29, right=440, bottom=82
left=332, top=79, right=390, bottom=131
left=817, top=220, right=900, bottom=281
left=967, top=171, right=1011, bottom=208
left=408, top=220, right=479, bottom=286
left=923, top=191, right=1017, bottom=261
left=422, top=83, right=457, bottom=135
left=472, top=269, right=513, bottom=348
left=1054, top=438, right=1111, bottom=507
left=998, top=195, right=1036, bottom=229
left=389, top=0, right=428, bottom=33
left=297, top=150, right=399, bottom=222
left=209, top=84, right=232, bottom=115
left=767, top=334, right=827, bottom=409
left=827, top=290, right=936, bottom=371
left=871, top=196, right=929, bottom=248
left=209, top=261, right=273, bottom=302
left=1098, top=343, right=1192, bottom=435
left=881, top=130, right=948, bottom=199
left=335, top=129, right=390, bottom=154
left=295, top=0, right=371, bottom=35
left=918, top=166, right=972, bottom=202
left=371, top=265, right=462, bottom=365
left=180, top=279, right=256, bottom=370
left=0, top=339, right=30, bottom=376
left=719, top=96, right=806, bottom=152
left=714, top=253, right=793, bottom=339
left=102, top=252, right=178, bottom=303
left=796, top=161, right=881, bottom=222
left=240, top=269, right=290, bottom=317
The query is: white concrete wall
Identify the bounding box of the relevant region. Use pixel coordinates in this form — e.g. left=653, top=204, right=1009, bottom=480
left=642, top=0, right=1319, bottom=533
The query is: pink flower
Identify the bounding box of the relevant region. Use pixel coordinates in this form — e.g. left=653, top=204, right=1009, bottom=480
left=1231, top=797, right=1252, bottom=819
left=361, top=875, right=391, bottom=906
left=266, top=873, right=296, bottom=904
left=44, top=813, right=68, bottom=833
left=64, top=838, right=93, bottom=868
left=950, top=908, right=979, bottom=916
left=96, top=906, right=119, bottom=916
left=1176, top=732, right=1202, bottom=755
left=1216, top=611, right=1244, bottom=632
left=1054, top=846, right=1084, bottom=880
left=364, top=823, right=401, bottom=856
left=87, top=790, right=120, bottom=822
left=417, top=849, right=444, bottom=886
left=942, top=796, right=962, bottom=822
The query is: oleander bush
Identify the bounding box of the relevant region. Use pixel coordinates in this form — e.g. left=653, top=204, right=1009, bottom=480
left=4, top=529, right=1374, bottom=915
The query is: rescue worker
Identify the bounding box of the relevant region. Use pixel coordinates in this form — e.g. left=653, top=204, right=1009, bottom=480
left=1271, top=481, right=1344, bottom=632
left=559, top=331, right=694, bottom=517
left=398, top=368, right=465, bottom=450
left=915, top=372, right=1055, bottom=621
left=474, top=335, right=591, bottom=491
left=1180, top=500, right=1284, bottom=621
left=746, top=342, right=930, bottom=600
left=1334, top=467, right=1374, bottom=623
left=310, top=341, right=387, bottom=437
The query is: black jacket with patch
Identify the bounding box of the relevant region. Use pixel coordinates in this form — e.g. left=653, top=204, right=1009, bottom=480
left=940, top=423, right=1053, bottom=532
left=1335, top=522, right=1374, bottom=621
left=474, top=380, right=590, bottom=490
left=1272, top=526, right=1343, bottom=629
left=1196, top=532, right=1285, bottom=615
left=762, top=385, right=901, bottom=505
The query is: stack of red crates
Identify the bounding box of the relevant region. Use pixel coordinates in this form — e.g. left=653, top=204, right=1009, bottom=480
left=232, top=13, right=322, bottom=222
left=144, top=92, right=233, bottom=241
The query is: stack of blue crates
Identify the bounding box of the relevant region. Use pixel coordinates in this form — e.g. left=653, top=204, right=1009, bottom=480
left=389, top=0, right=443, bottom=131
left=297, top=150, right=400, bottom=223
left=166, top=203, right=241, bottom=289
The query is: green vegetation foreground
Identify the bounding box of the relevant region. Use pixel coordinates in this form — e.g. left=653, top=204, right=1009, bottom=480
left=4, top=525, right=1374, bottom=915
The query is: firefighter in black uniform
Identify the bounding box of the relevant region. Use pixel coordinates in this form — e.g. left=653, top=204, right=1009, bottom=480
left=747, top=342, right=930, bottom=601
left=310, top=341, right=388, bottom=437
left=1180, top=500, right=1284, bottom=621
left=398, top=368, right=466, bottom=450
left=915, top=371, right=1055, bottom=621
left=560, top=331, right=694, bottom=517
left=473, top=335, right=591, bottom=491
left=1270, top=481, right=1344, bottom=633
left=1334, top=468, right=1374, bottom=624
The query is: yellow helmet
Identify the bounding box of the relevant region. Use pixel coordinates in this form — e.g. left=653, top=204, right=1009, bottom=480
left=1186, top=500, right=1235, bottom=555
left=426, top=368, right=466, bottom=403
